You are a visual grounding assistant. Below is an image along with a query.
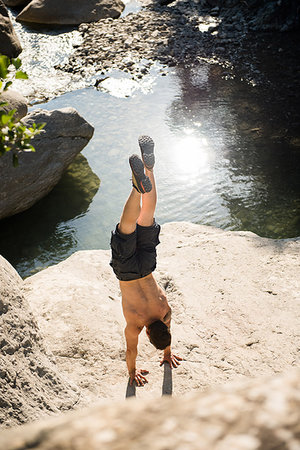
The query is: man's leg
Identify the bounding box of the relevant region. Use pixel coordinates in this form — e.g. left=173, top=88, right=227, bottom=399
left=135, top=167, right=160, bottom=279
left=118, top=188, right=141, bottom=235
left=137, top=169, right=157, bottom=226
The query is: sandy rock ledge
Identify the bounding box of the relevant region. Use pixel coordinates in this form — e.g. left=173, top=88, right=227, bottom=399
left=22, top=222, right=300, bottom=402
left=0, top=256, right=80, bottom=429
left=0, top=368, right=299, bottom=450
left=1, top=222, right=299, bottom=438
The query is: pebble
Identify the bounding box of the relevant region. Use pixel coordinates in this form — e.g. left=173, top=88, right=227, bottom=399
left=57, top=0, right=298, bottom=87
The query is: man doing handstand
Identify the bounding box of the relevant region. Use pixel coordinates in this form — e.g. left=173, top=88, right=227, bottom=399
left=110, top=136, right=181, bottom=386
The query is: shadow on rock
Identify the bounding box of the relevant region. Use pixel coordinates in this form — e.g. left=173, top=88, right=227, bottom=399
left=125, top=379, right=136, bottom=398
left=162, top=362, right=172, bottom=396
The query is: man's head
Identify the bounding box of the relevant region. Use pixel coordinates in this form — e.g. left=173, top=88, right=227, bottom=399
left=146, top=320, right=171, bottom=350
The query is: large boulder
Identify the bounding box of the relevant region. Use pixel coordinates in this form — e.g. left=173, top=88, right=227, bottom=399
left=0, top=107, right=94, bottom=220
left=0, top=89, right=28, bottom=120
left=0, top=255, right=81, bottom=428
left=0, top=0, right=22, bottom=58
left=16, top=0, right=125, bottom=25
left=22, top=223, right=300, bottom=401
left=0, top=368, right=299, bottom=449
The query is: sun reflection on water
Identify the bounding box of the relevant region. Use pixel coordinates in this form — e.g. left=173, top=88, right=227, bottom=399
left=173, top=130, right=210, bottom=174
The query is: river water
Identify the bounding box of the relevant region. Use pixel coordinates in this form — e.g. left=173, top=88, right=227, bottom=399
left=1, top=8, right=299, bottom=278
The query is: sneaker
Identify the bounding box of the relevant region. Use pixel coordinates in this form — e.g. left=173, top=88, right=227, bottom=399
left=129, top=154, right=152, bottom=194
left=138, top=135, right=155, bottom=170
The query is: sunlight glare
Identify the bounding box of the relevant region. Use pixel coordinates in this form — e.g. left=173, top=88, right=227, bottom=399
left=173, top=134, right=209, bottom=174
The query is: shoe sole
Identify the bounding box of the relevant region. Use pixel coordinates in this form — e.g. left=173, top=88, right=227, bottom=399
left=138, top=135, right=155, bottom=170
left=129, top=154, right=152, bottom=193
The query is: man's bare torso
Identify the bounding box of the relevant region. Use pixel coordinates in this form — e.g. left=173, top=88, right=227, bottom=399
left=120, top=273, right=170, bottom=329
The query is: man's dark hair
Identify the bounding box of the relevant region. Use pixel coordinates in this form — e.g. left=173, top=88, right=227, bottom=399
left=148, top=320, right=171, bottom=350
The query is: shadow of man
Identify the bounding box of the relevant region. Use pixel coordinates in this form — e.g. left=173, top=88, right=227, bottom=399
left=125, top=362, right=173, bottom=398
left=125, top=379, right=136, bottom=398
left=162, top=362, right=172, bottom=396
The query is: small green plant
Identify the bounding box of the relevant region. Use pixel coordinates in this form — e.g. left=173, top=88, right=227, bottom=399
left=0, top=55, right=45, bottom=167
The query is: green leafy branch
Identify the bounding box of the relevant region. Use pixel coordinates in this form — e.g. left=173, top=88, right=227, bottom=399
left=0, top=54, right=28, bottom=90
left=0, top=55, right=45, bottom=167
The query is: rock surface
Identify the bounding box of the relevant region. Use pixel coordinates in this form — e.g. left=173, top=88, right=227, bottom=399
left=0, top=107, right=94, bottom=220
left=60, top=0, right=300, bottom=84
left=0, top=0, right=22, bottom=58
left=22, top=222, right=300, bottom=403
left=16, top=0, right=125, bottom=25
left=0, top=89, right=28, bottom=120
left=0, top=368, right=299, bottom=449
left=0, top=255, right=80, bottom=428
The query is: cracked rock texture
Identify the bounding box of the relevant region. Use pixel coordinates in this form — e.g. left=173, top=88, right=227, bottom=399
left=0, top=368, right=299, bottom=449
left=0, top=107, right=94, bottom=220
left=0, top=255, right=80, bottom=428
left=22, top=222, right=300, bottom=403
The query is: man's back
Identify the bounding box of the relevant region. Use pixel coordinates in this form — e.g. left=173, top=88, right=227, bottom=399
left=120, top=274, right=170, bottom=329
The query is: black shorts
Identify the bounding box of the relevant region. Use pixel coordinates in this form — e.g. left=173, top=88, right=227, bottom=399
left=110, top=221, right=161, bottom=281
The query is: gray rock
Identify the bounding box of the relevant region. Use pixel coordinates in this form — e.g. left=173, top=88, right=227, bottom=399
left=3, top=0, right=30, bottom=6
left=16, top=0, right=125, bottom=25
left=0, top=0, right=22, bottom=58
left=0, top=255, right=80, bottom=428
left=0, top=89, right=28, bottom=120
left=0, top=107, right=94, bottom=220
left=0, top=368, right=299, bottom=448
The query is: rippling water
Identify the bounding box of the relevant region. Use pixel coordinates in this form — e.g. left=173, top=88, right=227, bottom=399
left=1, top=12, right=299, bottom=277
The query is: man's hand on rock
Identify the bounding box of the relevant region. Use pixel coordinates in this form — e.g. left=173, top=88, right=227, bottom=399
left=130, top=369, right=149, bottom=386
left=160, top=353, right=182, bottom=368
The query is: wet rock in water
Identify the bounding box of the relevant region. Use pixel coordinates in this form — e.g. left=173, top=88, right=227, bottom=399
left=0, top=0, right=22, bottom=58
left=0, top=255, right=80, bottom=428
left=0, top=369, right=299, bottom=448
left=16, top=0, right=125, bottom=25
left=0, top=107, right=94, bottom=220
left=0, top=89, right=28, bottom=120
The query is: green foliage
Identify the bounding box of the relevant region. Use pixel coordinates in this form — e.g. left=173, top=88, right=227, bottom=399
left=0, top=55, right=28, bottom=89
left=0, top=54, right=44, bottom=167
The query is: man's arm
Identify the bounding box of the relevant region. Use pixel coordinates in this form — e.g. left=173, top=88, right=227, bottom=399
left=160, top=308, right=182, bottom=368
left=125, top=325, right=149, bottom=386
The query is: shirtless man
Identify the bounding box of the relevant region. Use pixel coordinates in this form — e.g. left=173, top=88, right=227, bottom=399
left=110, top=136, right=181, bottom=386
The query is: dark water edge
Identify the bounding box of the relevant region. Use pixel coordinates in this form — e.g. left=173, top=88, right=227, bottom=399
left=0, top=30, right=299, bottom=278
